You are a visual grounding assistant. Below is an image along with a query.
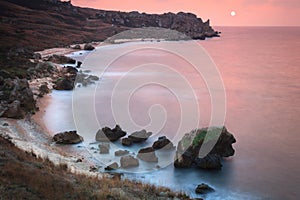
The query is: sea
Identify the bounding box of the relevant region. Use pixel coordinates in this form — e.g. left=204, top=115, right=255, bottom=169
left=43, top=27, right=300, bottom=199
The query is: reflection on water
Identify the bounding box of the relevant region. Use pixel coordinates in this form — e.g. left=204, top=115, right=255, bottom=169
left=43, top=27, right=300, bottom=199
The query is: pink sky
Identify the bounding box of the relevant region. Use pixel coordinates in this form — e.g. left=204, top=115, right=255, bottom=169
left=72, top=0, right=299, bottom=26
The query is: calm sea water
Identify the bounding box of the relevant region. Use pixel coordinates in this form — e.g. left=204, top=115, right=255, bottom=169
left=44, top=27, right=300, bottom=199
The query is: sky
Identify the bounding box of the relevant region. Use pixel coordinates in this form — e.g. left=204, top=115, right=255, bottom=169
left=71, top=0, right=300, bottom=26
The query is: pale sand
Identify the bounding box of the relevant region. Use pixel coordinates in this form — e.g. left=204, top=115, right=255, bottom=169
left=0, top=47, right=106, bottom=178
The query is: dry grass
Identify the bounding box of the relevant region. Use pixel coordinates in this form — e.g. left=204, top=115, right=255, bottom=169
left=0, top=136, right=190, bottom=200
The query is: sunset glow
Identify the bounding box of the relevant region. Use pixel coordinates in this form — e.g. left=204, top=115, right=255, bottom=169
left=72, top=0, right=300, bottom=26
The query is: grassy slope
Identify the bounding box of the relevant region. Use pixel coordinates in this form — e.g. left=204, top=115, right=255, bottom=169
left=0, top=136, right=190, bottom=200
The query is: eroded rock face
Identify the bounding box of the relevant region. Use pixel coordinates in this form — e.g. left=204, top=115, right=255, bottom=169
left=53, top=130, right=83, bottom=144
left=174, top=127, right=236, bottom=169
left=120, top=155, right=139, bottom=168
left=83, top=44, right=95, bottom=51
left=95, top=11, right=219, bottom=40
left=0, top=75, right=36, bottom=119
left=152, top=136, right=174, bottom=150
left=95, top=125, right=126, bottom=142
left=137, top=147, right=158, bottom=162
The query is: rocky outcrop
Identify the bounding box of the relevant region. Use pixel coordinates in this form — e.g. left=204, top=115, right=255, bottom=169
left=174, top=126, right=236, bottom=169
left=195, top=183, right=215, bottom=194
left=137, top=147, right=158, bottom=162
left=95, top=125, right=126, bottom=142
left=53, top=130, right=83, bottom=144
left=95, top=11, right=219, bottom=40
left=120, top=155, right=139, bottom=168
left=53, top=77, right=74, bottom=90
left=115, top=150, right=129, bottom=156
left=121, top=129, right=152, bottom=147
left=0, top=74, right=36, bottom=119
left=152, top=136, right=174, bottom=150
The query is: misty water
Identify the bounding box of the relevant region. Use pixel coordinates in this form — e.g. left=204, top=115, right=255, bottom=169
left=43, top=27, right=300, bottom=199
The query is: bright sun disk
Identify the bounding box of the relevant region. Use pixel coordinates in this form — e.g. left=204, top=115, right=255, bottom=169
left=231, top=11, right=236, bottom=17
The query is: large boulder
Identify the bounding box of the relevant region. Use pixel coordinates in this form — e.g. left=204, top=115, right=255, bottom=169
left=174, top=126, right=236, bottom=169
left=46, top=54, right=76, bottom=64
left=152, top=136, right=174, bottom=150
left=137, top=147, right=158, bottom=162
left=128, top=129, right=152, bottom=143
left=120, top=155, right=139, bottom=168
left=95, top=125, right=126, bottom=142
left=53, top=130, right=83, bottom=144
left=121, top=137, right=133, bottom=146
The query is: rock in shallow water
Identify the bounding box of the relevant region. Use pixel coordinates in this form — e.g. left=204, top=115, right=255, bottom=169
left=195, top=183, right=215, bottom=194
left=95, top=125, right=126, bottom=142
left=174, top=126, right=236, bottom=169
left=53, top=131, right=83, bottom=144
left=152, top=136, right=175, bottom=150
left=137, top=147, right=158, bottom=162
left=120, top=155, right=139, bottom=168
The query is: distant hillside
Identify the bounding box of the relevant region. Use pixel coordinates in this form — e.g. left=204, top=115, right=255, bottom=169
left=0, top=0, right=219, bottom=51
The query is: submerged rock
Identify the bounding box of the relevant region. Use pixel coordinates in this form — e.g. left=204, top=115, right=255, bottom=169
left=53, top=130, right=83, bottom=144
left=152, top=136, right=174, bottom=150
left=174, top=126, right=236, bottom=169
left=120, top=155, right=139, bottom=168
left=137, top=147, right=158, bottom=162
left=195, top=183, right=215, bottom=194
left=95, top=125, right=126, bottom=142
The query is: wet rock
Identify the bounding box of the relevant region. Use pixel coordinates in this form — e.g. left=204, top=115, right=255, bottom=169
left=2, top=123, right=9, bottom=126
left=174, top=126, right=236, bottom=169
left=99, top=143, right=110, bottom=154
left=53, top=77, right=74, bottom=90
left=195, top=183, right=215, bottom=194
left=84, top=43, right=95, bottom=51
left=105, top=162, right=119, bottom=171
left=152, top=136, right=174, bottom=150
left=115, top=150, right=129, bottom=156
left=95, top=125, right=126, bottom=142
left=120, top=155, right=139, bottom=168
left=53, top=130, right=83, bottom=144
left=137, top=147, right=158, bottom=162
left=194, top=154, right=222, bottom=170
left=121, top=137, right=133, bottom=146
left=128, top=129, right=152, bottom=143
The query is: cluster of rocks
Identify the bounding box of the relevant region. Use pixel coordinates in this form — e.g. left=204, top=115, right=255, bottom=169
left=0, top=71, right=36, bottom=118
left=174, top=126, right=236, bottom=170
left=94, top=11, right=220, bottom=40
